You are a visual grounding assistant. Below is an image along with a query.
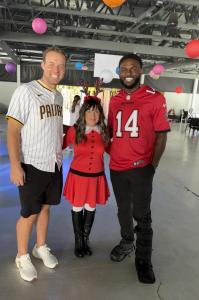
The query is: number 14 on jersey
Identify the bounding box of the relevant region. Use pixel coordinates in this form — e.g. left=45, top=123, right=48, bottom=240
left=116, top=110, right=139, bottom=138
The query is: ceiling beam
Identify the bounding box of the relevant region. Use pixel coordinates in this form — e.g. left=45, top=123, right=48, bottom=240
left=1, top=3, right=198, bottom=32
left=0, top=19, right=191, bottom=43
left=144, top=59, right=199, bottom=74
left=0, top=31, right=197, bottom=59
left=146, top=20, right=199, bottom=31
left=168, top=0, right=199, bottom=6
left=0, top=3, right=137, bottom=23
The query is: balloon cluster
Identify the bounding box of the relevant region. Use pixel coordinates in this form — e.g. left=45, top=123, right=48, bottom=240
left=74, top=62, right=89, bottom=71
left=149, top=64, right=165, bottom=80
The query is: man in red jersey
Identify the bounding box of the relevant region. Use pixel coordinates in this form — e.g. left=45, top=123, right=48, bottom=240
left=108, top=53, right=170, bottom=284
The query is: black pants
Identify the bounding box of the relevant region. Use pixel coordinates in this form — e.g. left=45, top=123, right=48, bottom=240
left=110, top=164, right=155, bottom=262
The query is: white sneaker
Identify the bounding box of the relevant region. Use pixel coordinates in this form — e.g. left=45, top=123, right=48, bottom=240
left=15, top=254, right=37, bottom=282
left=32, top=244, right=58, bottom=269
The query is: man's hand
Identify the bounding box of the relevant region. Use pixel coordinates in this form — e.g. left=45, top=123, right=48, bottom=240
left=10, top=164, right=25, bottom=186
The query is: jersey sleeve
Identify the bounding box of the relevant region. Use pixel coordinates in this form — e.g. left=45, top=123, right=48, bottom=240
left=62, top=126, right=75, bottom=149
left=6, top=85, right=31, bottom=125
left=152, top=93, right=170, bottom=132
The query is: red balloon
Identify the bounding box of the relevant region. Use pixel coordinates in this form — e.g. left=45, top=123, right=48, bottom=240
left=175, top=86, right=184, bottom=94
left=102, top=0, right=126, bottom=8
left=185, top=40, right=199, bottom=58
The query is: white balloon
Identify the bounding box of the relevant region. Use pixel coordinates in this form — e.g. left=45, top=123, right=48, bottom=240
left=100, top=69, right=113, bottom=83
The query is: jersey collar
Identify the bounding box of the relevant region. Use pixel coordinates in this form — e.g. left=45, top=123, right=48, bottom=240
left=37, top=80, right=57, bottom=92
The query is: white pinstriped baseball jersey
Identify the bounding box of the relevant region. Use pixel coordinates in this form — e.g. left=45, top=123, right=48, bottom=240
left=6, top=80, right=63, bottom=172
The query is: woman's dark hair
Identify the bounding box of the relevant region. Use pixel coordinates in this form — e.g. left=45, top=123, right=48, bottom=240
left=119, top=53, right=143, bottom=68
left=71, top=95, right=81, bottom=113
left=75, top=98, right=109, bottom=146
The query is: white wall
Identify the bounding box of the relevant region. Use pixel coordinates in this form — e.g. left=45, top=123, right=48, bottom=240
left=164, top=92, right=192, bottom=115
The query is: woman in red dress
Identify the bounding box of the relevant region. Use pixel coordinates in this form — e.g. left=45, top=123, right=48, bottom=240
left=63, top=97, right=110, bottom=258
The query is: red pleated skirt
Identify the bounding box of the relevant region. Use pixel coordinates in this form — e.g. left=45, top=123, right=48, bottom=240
left=63, top=171, right=110, bottom=208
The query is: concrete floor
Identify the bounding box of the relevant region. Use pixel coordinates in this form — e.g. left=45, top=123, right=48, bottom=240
left=1, top=115, right=199, bottom=300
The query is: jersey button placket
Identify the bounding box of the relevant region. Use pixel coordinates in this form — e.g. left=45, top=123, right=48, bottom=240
left=52, top=95, right=56, bottom=168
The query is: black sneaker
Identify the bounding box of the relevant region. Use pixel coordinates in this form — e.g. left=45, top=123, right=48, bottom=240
left=110, top=239, right=134, bottom=262
left=135, top=258, right=156, bottom=284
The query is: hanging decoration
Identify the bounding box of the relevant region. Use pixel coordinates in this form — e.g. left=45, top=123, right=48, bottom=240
left=175, top=86, right=184, bottom=94
left=102, top=0, right=126, bottom=9
left=32, top=17, right=48, bottom=35
left=185, top=40, right=199, bottom=58
left=100, top=69, right=113, bottom=83
left=75, top=62, right=83, bottom=70
left=152, top=64, right=165, bottom=75
left=5, top=63, right=17, bottom=74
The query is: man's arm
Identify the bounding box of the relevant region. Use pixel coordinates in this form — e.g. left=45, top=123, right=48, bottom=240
left=7, top=119, right=25, bottom=186
left=152, top=132, right=167, bottom=169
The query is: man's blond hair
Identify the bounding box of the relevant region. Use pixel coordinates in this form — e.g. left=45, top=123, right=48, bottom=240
left=42, top=47, right=67, bottom=62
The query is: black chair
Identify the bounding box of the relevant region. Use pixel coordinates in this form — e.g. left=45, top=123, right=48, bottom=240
left=188, top=118, right=199, bottom=136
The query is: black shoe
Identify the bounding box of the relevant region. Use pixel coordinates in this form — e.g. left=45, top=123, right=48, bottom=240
left=110, top=239, right=134, bottom=262
left=135, top=258, right=156, bottom=284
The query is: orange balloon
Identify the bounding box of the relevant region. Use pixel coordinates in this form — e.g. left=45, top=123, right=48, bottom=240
left=102, top=0, right=126, bottom=8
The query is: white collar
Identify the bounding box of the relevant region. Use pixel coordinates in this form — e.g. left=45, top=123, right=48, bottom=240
left=85, top=125, right=100, bottom=134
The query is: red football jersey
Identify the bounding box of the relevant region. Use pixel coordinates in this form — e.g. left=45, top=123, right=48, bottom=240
left=108, top=85, right=170, bottom=171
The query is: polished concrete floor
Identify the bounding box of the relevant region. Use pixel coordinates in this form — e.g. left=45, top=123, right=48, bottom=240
left=1, top=115, right=199, bottom=300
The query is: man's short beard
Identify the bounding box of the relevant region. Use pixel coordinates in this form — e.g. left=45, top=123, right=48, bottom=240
left=120, top=76, right=141, bottom=90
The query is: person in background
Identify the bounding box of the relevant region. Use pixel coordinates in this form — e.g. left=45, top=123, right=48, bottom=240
left=63, top=96, right=110, bottom=258
left=6, top=47, right=67, bottom=282
left=64, top=95, right=81, bottom=152
left=108, top=53, right=170, bottom=284
left=70, top=94, right=81, bottom=125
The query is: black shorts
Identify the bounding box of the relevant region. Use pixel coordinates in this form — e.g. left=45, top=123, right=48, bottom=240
left=18, top=163, right=63, bottom=218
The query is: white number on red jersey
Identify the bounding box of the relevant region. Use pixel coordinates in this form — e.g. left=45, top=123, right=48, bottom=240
left=116, top=110, right=139, bottom=137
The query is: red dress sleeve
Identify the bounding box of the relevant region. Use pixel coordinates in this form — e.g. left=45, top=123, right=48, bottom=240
left=62, top=126, right=76, bottom=149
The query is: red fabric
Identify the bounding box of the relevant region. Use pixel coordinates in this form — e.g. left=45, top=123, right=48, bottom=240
left=63, top=126, right=110, bottom=206
left=63, top=172, right=109, bottom=207
left=108, top=85, right=170, bottom=171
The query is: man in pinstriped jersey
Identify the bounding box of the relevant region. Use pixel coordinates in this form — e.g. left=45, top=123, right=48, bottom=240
left=6, top=47, right=67, bottom=282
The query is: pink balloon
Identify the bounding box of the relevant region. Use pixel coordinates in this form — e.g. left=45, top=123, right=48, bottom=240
left=82, top=65, right=88, bottom=71
left=5, top=63, right=16, bottom=74
left=32, top=18, right=47, bottom=35
left=149, top=70, right=156, bottom=77
left=153, top=64, right=165, bottom=75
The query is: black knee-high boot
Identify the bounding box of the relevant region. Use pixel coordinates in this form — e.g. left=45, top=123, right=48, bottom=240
left=83, top=209, right=95, bottom=256
left=71, top=210, right=84, bottom=258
